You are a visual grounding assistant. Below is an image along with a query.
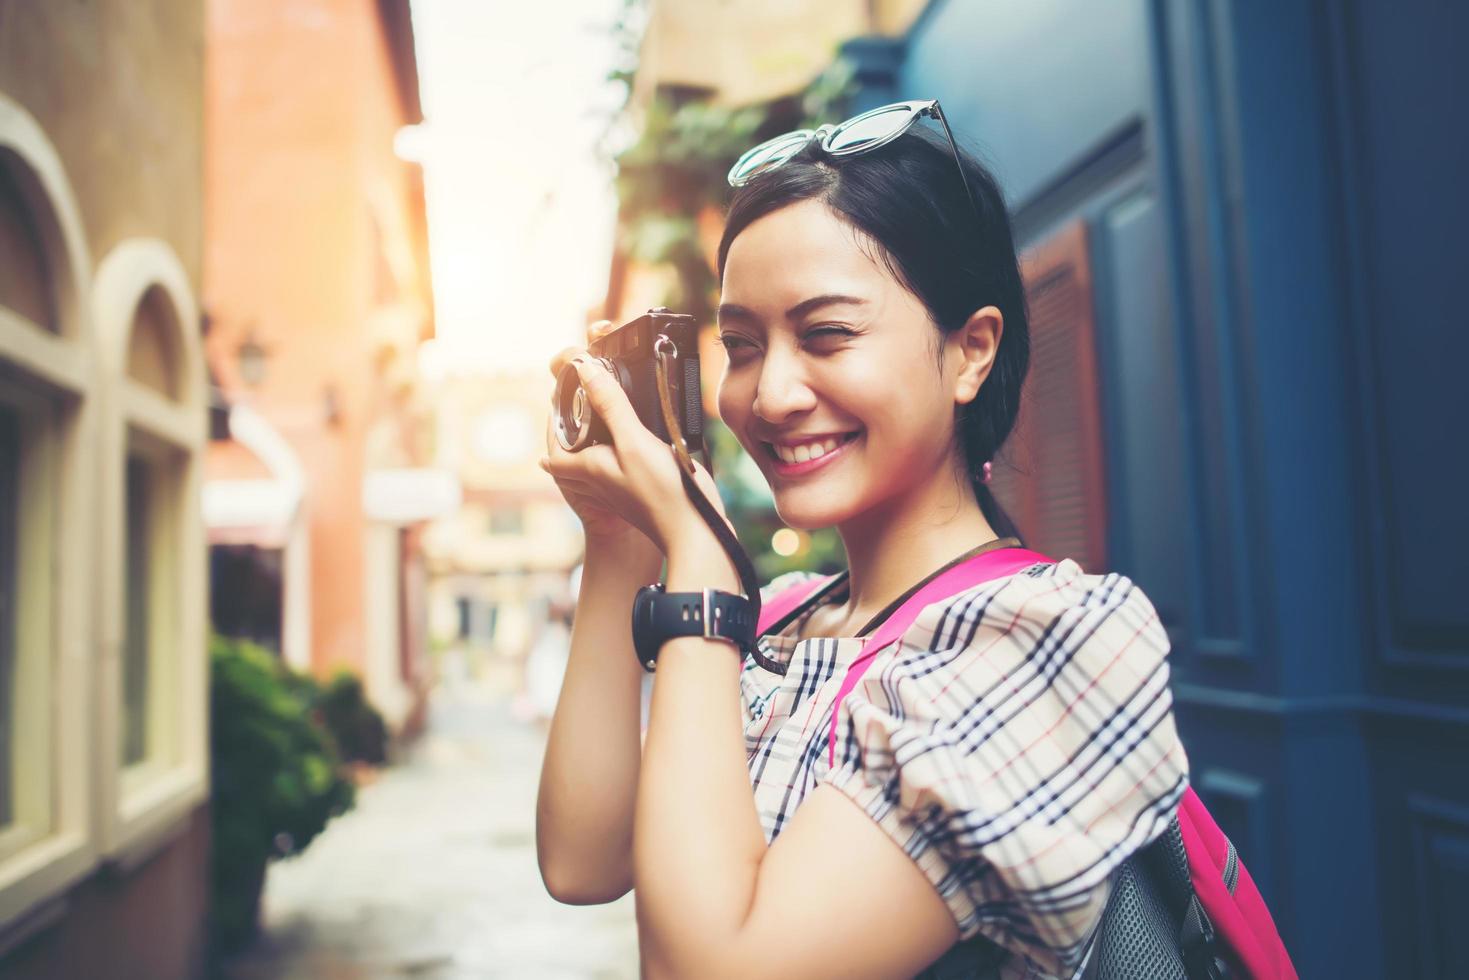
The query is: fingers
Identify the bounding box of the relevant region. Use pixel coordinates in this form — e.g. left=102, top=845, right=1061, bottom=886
left=562, top=444, right=619, bottom=481
left=542, top=436, right=618, bottom=481
left=545, top=316, right=613, bottom=378
left=570, top=357, right=641, bottom=446
left=544, top=406, right=565, bottom=457
left=549, top=345, right=585, bottom=379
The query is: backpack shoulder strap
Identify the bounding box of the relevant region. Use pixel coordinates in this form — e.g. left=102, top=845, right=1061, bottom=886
left=1177, top=788, right=1299, bottom=979
left=827, top=548, right=1051, bottom=768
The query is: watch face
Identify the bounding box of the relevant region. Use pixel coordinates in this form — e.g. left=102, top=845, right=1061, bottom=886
left=631, top=585, right=662, bottom=670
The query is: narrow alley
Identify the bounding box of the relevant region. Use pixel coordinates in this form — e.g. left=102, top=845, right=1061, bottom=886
left=220, top=674, right=640, bottom=980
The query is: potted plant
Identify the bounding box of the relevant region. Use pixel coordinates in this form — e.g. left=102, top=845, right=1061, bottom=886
left=208, top=635, right=356, bottom=952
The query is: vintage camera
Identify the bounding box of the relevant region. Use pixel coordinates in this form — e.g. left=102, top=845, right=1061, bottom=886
left=554, top=307, right=704, bottom=454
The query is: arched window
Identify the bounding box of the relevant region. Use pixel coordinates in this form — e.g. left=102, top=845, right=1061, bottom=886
left=0, top=92, right=97, bottom=921
left=93, top=239, right=207, bottom=859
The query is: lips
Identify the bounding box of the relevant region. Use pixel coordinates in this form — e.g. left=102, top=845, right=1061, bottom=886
left=762, top=431, right=861, bottom=476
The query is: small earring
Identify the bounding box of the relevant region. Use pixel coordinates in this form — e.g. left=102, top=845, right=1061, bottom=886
left=981, top=460, right=994, bottom=485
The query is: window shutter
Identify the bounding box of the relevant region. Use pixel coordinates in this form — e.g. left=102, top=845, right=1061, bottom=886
left=989, top=219, right=1108, bottom=572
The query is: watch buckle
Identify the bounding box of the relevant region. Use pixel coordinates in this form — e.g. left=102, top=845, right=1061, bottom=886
left=701, top=588, right=716, bottom=639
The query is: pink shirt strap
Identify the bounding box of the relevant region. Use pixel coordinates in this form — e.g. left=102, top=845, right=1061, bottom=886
left=757, top=575, right=836, bottom=636
left=827, top=548, right=1052, bottom=768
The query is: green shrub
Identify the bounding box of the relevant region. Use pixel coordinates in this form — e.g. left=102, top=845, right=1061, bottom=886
left=315, top=671, right=389, bottom=765
left=209, top=635, right=355, bottom=951
left=275, top=665, right=389, bottom=765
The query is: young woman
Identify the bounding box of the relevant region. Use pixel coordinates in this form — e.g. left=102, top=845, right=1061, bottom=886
left=536, top=102, right=1188, bottom=979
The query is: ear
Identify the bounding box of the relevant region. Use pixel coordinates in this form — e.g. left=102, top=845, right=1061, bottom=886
left=949, top=305, right=1004, bottom=406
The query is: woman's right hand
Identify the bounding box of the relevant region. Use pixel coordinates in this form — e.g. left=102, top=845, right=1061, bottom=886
left=543, top=320, right=662, bottom=554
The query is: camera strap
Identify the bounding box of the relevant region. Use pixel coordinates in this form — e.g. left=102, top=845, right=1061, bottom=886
left=654, top=339, right=776, bottom=670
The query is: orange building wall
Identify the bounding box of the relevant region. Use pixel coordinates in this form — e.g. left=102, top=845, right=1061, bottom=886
left=204, top=0, right=430, bottom=677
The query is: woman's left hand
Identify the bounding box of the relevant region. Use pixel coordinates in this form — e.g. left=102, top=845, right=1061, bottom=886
left=540, top=352, right=728, bottom=559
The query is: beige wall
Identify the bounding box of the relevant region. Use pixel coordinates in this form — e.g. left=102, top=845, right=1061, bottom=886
left=0, top=1, right=209, bottom=976
left=0, top=0, right=204, bottom=285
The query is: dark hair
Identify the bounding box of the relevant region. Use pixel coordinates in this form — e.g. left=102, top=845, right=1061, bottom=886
left=716, top=127, right=1030, bottom=540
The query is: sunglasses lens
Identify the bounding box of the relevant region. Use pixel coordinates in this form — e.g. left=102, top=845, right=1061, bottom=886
left=728, top=131, right=813, bottom=185
left=825, top=105, right=916, bottom=154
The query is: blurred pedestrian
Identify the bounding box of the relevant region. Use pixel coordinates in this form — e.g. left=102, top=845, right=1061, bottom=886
left=521, top=598, right=574, bottom=723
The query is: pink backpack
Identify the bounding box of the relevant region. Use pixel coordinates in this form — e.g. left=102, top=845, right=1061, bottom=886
left=758, top=549, right=1297, bottom=980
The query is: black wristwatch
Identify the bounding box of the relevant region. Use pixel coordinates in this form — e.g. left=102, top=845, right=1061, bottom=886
left=631, top=584, right=757, bottom=672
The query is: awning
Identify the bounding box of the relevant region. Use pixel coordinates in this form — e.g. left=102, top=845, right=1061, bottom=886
left=203, top=403, right=305, bottom=546
left=203, top=481, right=299, bottom=547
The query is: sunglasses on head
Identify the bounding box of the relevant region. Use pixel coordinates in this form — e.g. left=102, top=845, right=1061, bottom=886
left=726, top=98, right=982, bottom=230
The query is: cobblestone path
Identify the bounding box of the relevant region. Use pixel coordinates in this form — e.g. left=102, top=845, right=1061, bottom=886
left=220, top=679, right=640, bottom=979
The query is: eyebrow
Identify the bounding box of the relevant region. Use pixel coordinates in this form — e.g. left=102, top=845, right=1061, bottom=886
left=716, top=294, right=868, bottom=327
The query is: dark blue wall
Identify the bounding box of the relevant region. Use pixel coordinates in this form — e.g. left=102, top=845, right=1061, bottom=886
left=845, top=1, right=1469, bottom=976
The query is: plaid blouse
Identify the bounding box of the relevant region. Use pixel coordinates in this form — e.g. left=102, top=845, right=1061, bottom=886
left=742, top=558, right=1189, bottom=979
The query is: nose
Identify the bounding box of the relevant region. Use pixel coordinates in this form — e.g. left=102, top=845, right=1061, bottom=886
left=752, top=346, right=816, bottom=425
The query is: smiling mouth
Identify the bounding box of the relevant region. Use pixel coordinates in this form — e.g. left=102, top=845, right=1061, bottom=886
left=762, top=431, right=861, bottom=469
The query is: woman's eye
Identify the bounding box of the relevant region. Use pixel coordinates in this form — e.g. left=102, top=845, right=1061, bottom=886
left=714, top=327, right=853, bottom=357
left=715, top=334, right=757, bottom=355
left=803, top=325, right=857, bottom=346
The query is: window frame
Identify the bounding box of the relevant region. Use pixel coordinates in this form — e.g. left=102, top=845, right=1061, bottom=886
left=120, top=432, right=186, bottom=784
left=93, top=239, right=207, bottom=865
left=0, top=92, right=99, bottom=932
left=0, top=381, right=58, bottom=864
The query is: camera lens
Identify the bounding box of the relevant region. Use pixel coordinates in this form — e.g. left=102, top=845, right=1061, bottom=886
left=554, top=359, right=618, bottom=451
left=553, top=362, right=593, bottom=451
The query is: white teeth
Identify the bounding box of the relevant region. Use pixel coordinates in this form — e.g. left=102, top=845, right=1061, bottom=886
left=773, top=435, right=849, bottom=465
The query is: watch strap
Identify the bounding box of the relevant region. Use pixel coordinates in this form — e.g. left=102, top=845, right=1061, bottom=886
left=633, top=586, right=755, bottom=672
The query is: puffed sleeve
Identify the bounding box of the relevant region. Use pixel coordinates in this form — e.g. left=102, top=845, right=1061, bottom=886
left=818, top=559, right=1189, bottom=976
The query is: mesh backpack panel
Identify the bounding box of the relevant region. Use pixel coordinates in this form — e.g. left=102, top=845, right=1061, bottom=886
left=1084, top=848, right=1189, bottom=979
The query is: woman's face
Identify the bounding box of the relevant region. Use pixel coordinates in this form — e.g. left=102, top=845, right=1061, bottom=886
left=716, top=199, right=968, bottom=530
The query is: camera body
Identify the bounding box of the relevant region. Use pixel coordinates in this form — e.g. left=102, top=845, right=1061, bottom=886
left=554, top=307, right=704, bottom=454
